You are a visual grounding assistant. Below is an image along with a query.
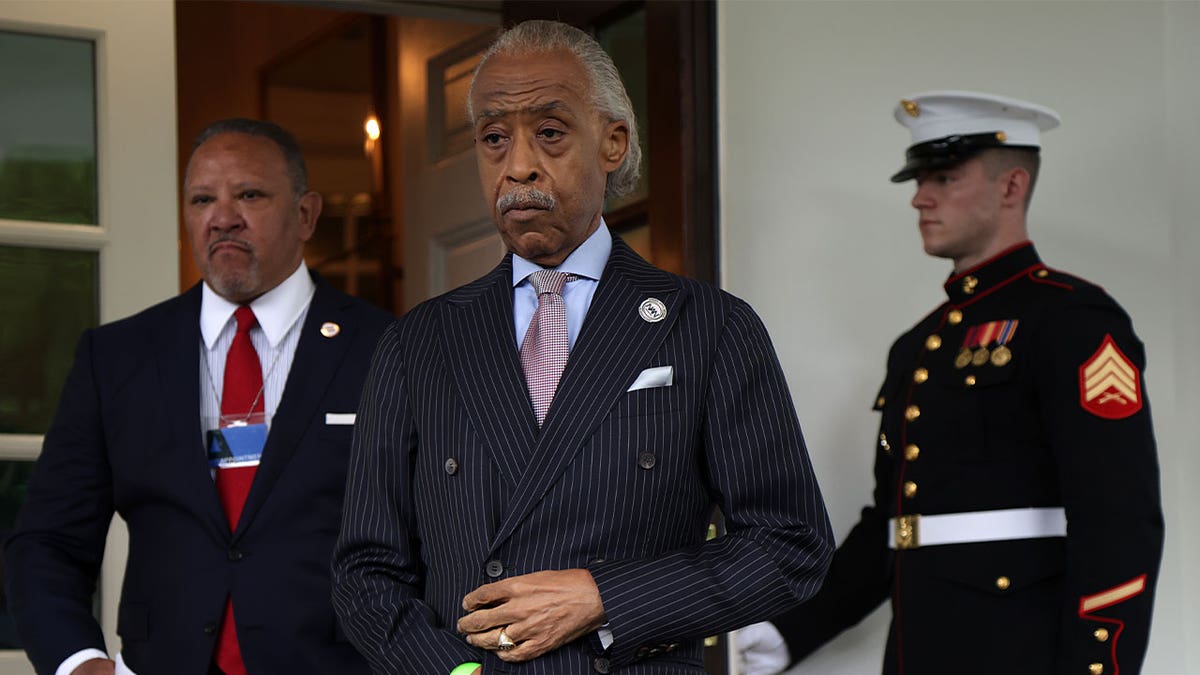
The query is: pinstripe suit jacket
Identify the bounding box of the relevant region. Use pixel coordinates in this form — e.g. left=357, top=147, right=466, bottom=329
left=333, top=237, right=833, bottom=674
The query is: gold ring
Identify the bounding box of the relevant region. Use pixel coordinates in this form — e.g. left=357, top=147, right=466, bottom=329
left=497, top=627, right=516, bottom=651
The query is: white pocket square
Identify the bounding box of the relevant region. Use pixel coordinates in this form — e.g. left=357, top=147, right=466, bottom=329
left=627, top=365, right=674, bottom=392
left=325, top=413, right=356, bottom=426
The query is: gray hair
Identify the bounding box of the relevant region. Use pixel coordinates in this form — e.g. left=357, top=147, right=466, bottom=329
left=191, top=118, right=308, bottom=197
left=467, top=20, right=642, bottom=199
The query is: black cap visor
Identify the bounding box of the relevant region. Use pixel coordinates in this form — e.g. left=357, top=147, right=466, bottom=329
left=890, top=132, right=1032, bottom=182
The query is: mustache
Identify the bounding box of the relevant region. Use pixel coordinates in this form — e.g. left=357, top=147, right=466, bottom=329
left=497, top=186, right=556, bottom=214
left=207, top=233, right=254, bottom=257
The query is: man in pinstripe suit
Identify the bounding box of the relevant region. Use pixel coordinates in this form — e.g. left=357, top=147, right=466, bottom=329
left=332, top=21, right=834, bottom=675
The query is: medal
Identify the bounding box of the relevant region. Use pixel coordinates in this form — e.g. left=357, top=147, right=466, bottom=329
left=972, top=347, right=990, bottom=366
left=954, top=349, right=972, bottom=369
left=991, top=345, right=1012, bottom=367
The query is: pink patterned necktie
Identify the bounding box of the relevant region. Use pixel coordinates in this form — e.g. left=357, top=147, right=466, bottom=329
left=520, top=269, right=577, bottom=426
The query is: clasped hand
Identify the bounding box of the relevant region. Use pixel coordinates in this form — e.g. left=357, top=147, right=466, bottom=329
left=457, top=568, right=606, bottom=662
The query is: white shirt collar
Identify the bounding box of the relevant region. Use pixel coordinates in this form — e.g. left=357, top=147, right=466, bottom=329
left=512, top=219, right=611, bottom=287
left=200, top=263, right=316, bottom=349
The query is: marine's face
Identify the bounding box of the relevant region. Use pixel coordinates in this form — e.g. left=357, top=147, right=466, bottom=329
left=470, top=49, right=628, bottom=267
left=183, top=132, right=319, bottom=302
left=910, top=157, right=1006, bottom=271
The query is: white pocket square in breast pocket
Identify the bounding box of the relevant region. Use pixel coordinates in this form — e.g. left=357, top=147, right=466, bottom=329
left=627, top=365, right=674, bottom=392
left=325, top=412, right=356, bottom=426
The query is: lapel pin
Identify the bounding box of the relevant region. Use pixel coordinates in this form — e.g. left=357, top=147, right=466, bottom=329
left=638, top=298, right=667, bottom=323
left=320, top=322, right=341, bottom=338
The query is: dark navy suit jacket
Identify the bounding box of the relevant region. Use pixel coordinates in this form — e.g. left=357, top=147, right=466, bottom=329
left=333, top=237, right=834, bottom=674
left=6, top=276, right=391, bottom=675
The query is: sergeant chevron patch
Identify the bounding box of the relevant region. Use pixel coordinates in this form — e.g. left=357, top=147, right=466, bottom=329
left=1079, top=334, right=1142, bottom=419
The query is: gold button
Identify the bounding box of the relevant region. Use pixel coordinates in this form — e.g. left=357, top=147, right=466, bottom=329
left=1093, top=628, right=1109, bottom=642
left=913, top=368, right=928, bottom=384
left=965, top=375, right=977, bottom=386
left=925, top=334, right=942, bottom=351
left=1036, top=269, right=1049, bottom=278
left=1089, top=664, right=1104, bottom=675
left=903, top=481, right=917, bottom=498
left=880, top=433, right=891, bottom=454
left=904, top=444, right=919, bottom=461
left=904, top=405, right=920, bottom=421
left=877, top=396, right=886, bottom=407
left=994, top=576, right=1011, bottom=590
left=947, top=309, right=963, bottom=325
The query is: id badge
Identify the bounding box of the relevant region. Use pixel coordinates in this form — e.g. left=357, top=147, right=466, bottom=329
left=207, top=412, right=267, bottom=469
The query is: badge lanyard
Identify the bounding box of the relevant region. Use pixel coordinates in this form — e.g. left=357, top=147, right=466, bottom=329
left=201, top=317, right=289, bottom=428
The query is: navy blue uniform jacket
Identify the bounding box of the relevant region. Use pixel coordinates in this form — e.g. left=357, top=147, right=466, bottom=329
left=771, top=243, right=1163, bottom=675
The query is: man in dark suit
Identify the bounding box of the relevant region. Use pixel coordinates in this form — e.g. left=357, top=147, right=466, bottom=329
left=748, top=92, right=1164, bottom=674
left=332, top=20, right=834, bottom=675
left=5, top=119, right=391, bottom=675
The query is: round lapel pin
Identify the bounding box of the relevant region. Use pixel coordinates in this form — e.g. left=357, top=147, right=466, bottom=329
left=320, top=322, right=341, bottom=338
left=638, top=298, right=667, bottom=323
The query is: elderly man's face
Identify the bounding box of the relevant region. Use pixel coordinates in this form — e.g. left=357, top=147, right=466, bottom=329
left=183, top=133, right=320, bottom=303
left=470, top=48, right=628, bottom=267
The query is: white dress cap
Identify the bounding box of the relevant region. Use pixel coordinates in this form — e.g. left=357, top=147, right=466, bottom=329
left=895, top=90, right=1061, bottom=148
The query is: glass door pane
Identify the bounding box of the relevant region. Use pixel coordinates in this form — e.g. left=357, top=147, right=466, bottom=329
left=0, top=31, right=97, bottom=225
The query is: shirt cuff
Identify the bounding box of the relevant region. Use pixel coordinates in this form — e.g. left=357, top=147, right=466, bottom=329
left=115, top=652, right=138, bottom=675
left=598, top=624, right=614, bottom=649
left=56, top=649, right=110, bottom=675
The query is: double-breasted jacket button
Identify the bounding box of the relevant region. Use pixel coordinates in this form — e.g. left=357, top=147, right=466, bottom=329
left=995, top=576, right=1011, bottom=590
left=227, top=548, right=244, bottom=562
left=594, top=657, right=612, bottom=673
left=913, top=368, right=928, bottom=384
left=925, top=334, right=942, bottom=351
left=903, top=481, right=917, bottom=498
left=948, top=309, right=963, bottom=325
left=965, top=375, right=977, bottom=387
left=444, top=458, right=459, bottom=475
left=1093, top=628, right=1110, bottom=642
left=905, top=405, right=921, bottom=422
left=203, top=622, right=217, bottom=635
left=637, top=451, right=656, bottom=470
left=1089, top=664, right=1104, bottom=675
left=485, top=559, right=504, bottom=578
left=904, top=444, right=920, bottom=461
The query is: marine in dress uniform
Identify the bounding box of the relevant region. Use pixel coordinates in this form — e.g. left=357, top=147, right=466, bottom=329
left=764, top=92, right=1164, bottom=675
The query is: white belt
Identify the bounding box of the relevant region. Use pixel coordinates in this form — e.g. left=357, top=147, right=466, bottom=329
left=888, top=507, right=1067, bottom=550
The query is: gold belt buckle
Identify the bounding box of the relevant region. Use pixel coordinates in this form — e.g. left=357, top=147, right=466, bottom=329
left=895, top=514, right=920, bottom=550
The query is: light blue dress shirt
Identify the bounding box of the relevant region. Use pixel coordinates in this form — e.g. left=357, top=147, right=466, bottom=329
left=512, top=220, right=611, bottom=352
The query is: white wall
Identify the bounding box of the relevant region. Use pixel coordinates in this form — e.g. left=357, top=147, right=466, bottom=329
left=718, top=1, right=1198, bottom=673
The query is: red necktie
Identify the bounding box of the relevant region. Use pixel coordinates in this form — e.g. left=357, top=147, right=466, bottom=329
left=520, top=270, right=576, bottom=426
left=213, top=305, right=261, bottom=675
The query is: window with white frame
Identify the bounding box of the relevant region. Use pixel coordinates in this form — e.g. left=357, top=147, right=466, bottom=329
left=0, top=28, right=101, bottom=650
